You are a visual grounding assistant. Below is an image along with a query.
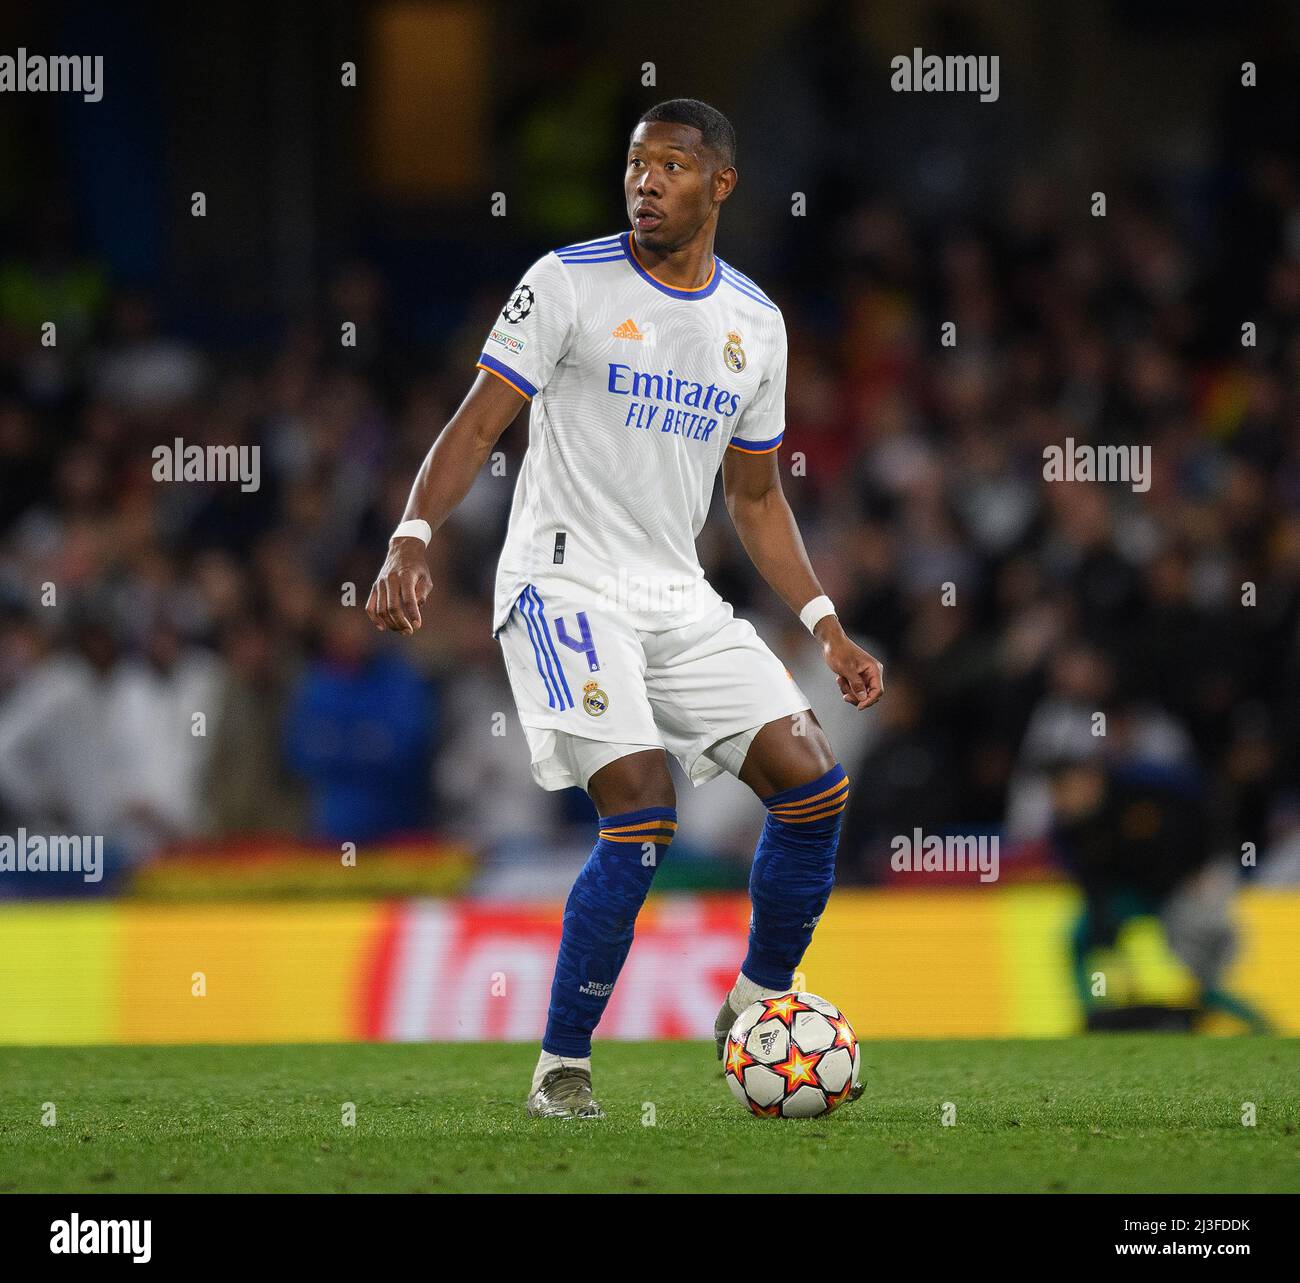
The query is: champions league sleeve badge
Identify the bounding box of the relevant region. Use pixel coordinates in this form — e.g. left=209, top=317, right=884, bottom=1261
left=502, top=284, right=535, bottom=324
left=723, top=330, right=746, bottom=373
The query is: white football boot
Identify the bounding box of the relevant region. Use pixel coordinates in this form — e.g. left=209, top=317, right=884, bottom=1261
left=526, top=1066, right=605, bottom=1119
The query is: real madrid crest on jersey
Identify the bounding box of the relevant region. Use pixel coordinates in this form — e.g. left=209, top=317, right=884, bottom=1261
left=502, top=284, right=535, bottom=324
left=582, top=680, right=609, bottom=717
left=722, top=329, right=746, bottom=373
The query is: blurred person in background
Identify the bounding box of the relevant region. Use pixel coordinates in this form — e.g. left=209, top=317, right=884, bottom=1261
left=0, top=608, right=219, bottom=873
left=1005, top=640, right=1192, bottom=842
left=283, top=604, right=437, bottom=843
left=113, top=611, right=224, bottom=852
left=433, top=598, right=557, bottom=856
left=839, top=667, right=960, bottom=882
left=0, top=401, right=53, bottom=539
left=1257, top=796, right=1300, bottom=886
left=205, top=617, right=304, bottom=837
left=0, top=198, right=107, bottom=405
left=0, top=608, right=50, bottom=704
left=88, top=289, right=207, bottom=417
left=0, top=609, right=52, bottom=835
left=1045, top=749, right=1271, bottom=1033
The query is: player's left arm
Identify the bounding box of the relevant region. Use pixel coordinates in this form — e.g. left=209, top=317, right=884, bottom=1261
left=722, top=447, right=884, bottom=710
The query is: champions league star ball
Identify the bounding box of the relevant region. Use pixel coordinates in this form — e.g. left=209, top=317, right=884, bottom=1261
left=723, top=992, right=861, bottom=1118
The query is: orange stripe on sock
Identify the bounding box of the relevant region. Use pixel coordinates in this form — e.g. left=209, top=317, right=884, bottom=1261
left=599, top=819, right=678, bottom=834
left=770, top=778, right=849, bottom=815
left=772, top=801, right=848, bottom=824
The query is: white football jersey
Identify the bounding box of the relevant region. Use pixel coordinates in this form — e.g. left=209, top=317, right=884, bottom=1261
left=477, top=230, right=787, bottom=634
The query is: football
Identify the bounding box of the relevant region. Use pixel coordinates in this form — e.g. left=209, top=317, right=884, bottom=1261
left=723, top=992, right=861, bottom=1118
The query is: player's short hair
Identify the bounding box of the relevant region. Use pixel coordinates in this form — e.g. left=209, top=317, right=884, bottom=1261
left=635, top=99, right=736, bottom=169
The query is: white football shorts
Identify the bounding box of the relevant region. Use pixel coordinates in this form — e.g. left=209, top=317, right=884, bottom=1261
left=497, top=581, right=812, bottom=791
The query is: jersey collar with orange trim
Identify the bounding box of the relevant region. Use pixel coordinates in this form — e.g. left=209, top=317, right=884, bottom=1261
left=621, top=231, right=721, bottom=301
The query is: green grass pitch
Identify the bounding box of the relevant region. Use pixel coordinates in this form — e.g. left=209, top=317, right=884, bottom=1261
left=1, top=1038, right=1297, bottom=1193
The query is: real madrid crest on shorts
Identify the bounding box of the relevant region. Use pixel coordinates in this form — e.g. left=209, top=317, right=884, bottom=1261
left=502, top=284, right=534, bottom=324
left=722, top=329, right=746, bottom=373
left=582, top=680, right=609, bottom=717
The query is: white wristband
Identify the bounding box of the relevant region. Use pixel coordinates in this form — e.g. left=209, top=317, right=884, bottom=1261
left=390, top=519, right=432, bottom=546
left=799, top=595, right=836, bottom=634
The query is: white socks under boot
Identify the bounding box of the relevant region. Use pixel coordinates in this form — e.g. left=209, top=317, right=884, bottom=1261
left=531, top=1050, right=592, bottom=1096
left=728, top=972, right=789, bottom=1016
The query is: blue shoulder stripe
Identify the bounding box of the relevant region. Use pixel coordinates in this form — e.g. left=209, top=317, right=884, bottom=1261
left=717, top=258, right=772, bottom=297
left=556, top=234, right=624, bottom=257
left=719, top=265, right=778, bottom=306
left=557, top=245, right=623, bottom=258
left=719, top=264, right=780, bottom=311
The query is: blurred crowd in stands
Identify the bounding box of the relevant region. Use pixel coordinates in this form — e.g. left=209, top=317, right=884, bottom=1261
left=2, top=149, right=1299, bottom=890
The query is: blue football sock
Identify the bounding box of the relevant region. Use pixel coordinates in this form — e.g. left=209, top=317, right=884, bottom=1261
left=542, top=806, right=677, bottom=1057
left=741, top=764, right=849, bottom=991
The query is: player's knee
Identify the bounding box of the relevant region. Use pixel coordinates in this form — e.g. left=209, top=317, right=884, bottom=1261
left=788, top=723, right=837, bottom=783
left=743, top=716, right=837, bottom=798
left=587, top=749, right=675, bottom=816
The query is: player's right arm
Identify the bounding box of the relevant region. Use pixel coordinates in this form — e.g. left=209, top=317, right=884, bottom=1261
left=366, top=370, right=526, bottom=634
left=370, top=251, right=575, bottom=633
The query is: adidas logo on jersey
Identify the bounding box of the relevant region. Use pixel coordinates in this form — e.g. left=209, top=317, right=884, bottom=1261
left=611, top=318, right=644, bottom=340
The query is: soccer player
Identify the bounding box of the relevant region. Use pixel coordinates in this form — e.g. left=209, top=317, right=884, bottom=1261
left=366, top=99, right=884, bottom=1118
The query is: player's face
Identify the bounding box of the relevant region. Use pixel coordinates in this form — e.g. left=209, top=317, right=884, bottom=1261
left=625, top=122, right=728, bottom=252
